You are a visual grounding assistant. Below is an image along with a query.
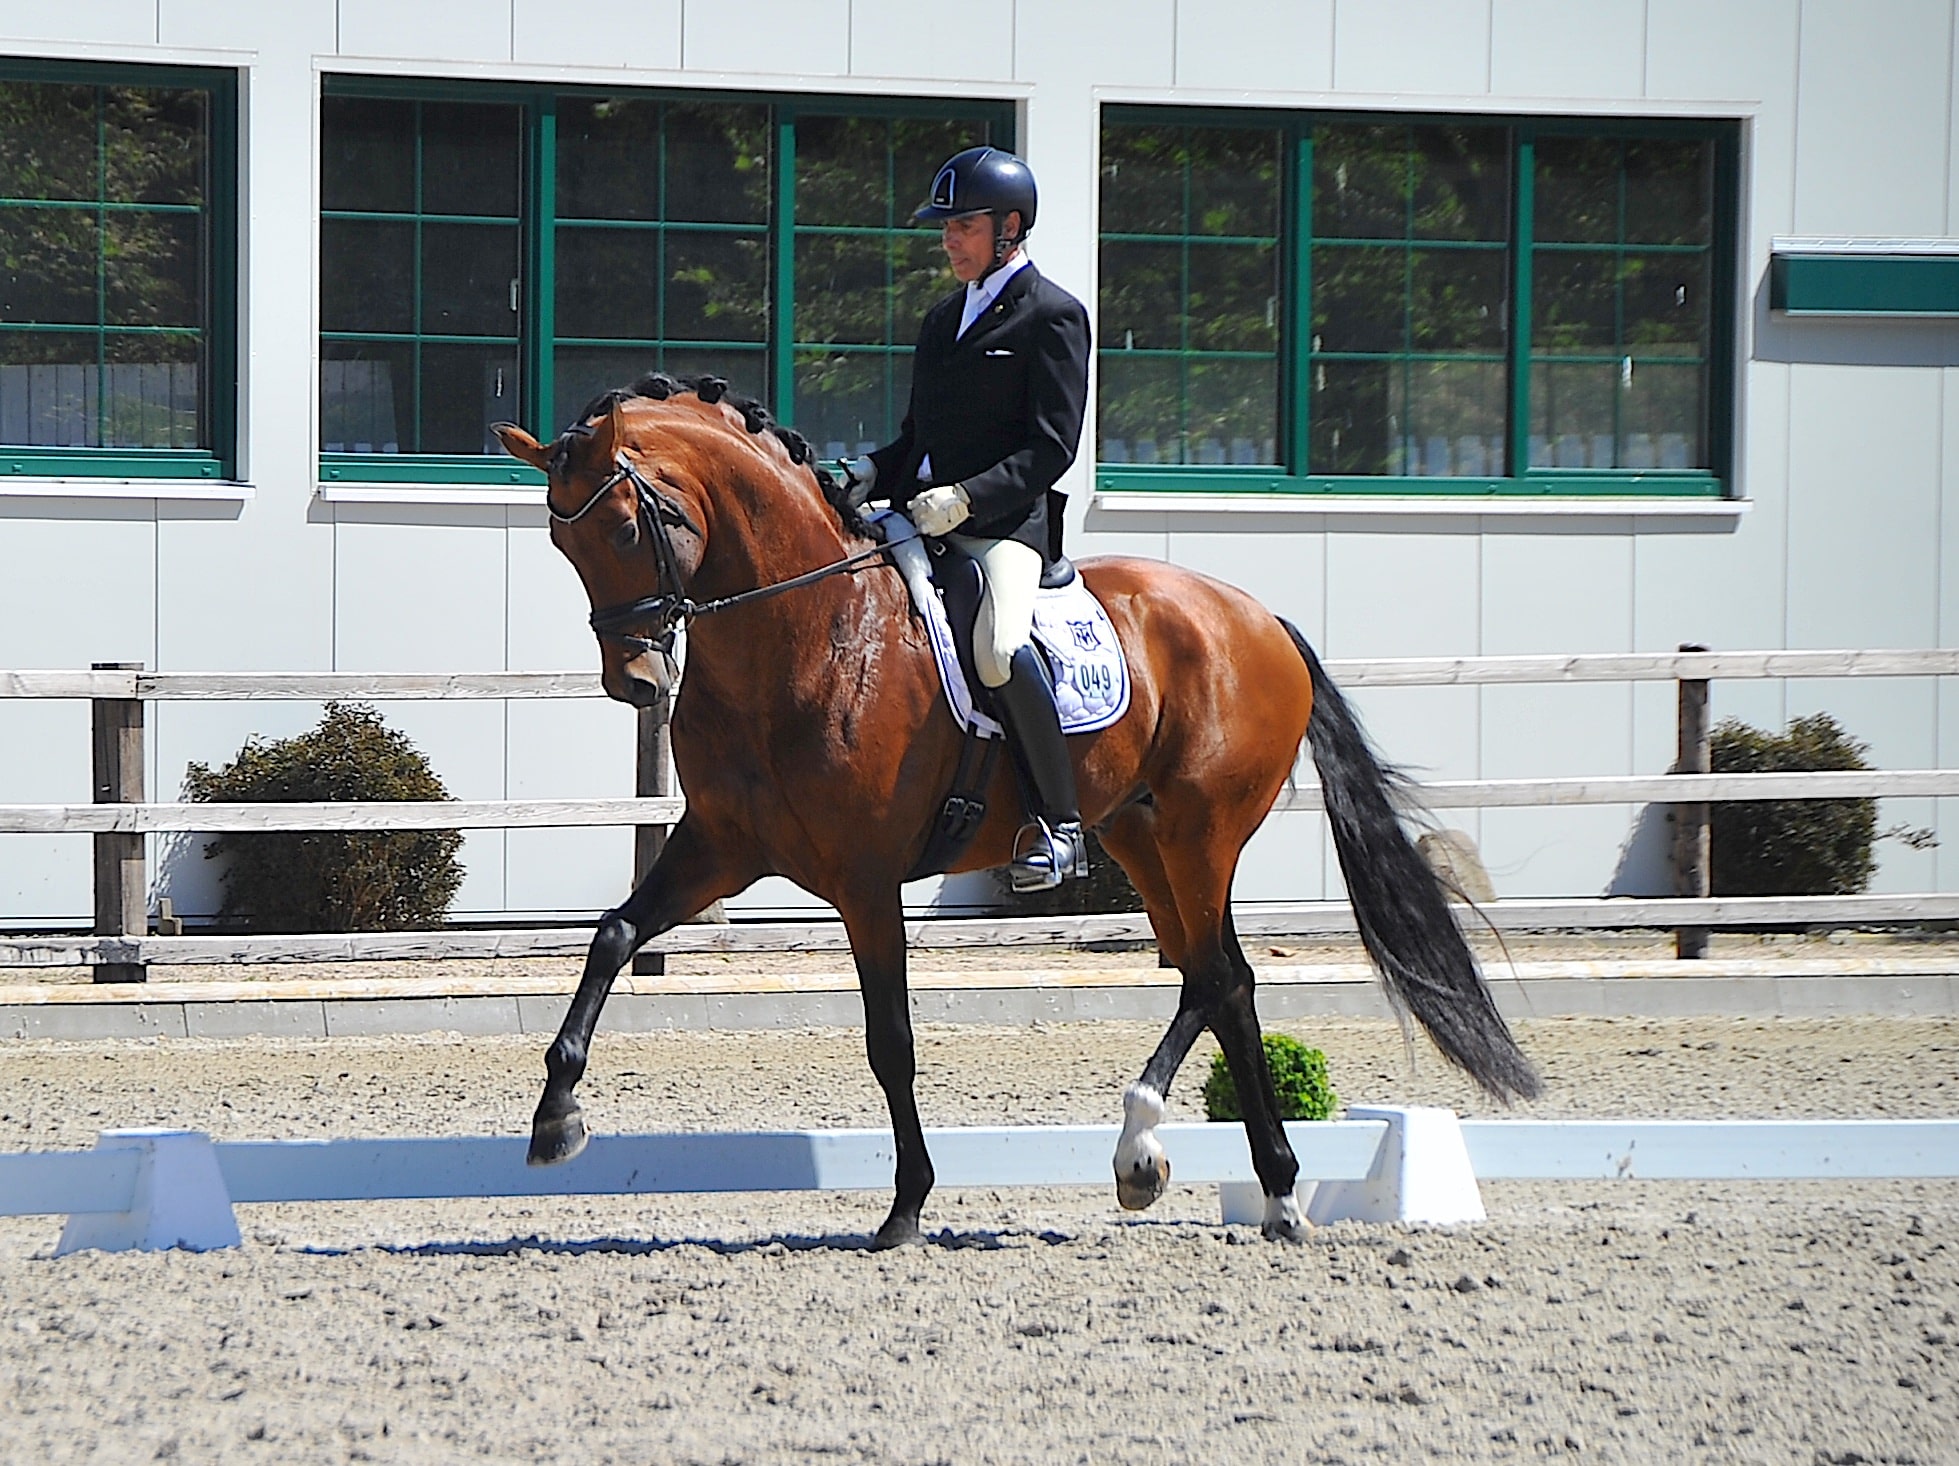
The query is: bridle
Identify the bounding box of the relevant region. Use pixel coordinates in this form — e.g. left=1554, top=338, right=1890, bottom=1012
left=550, top=447, right=887, bottom=660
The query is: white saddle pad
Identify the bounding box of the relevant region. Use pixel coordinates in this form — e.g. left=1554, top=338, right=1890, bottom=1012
left=872, top=511, right=1131, bottom=739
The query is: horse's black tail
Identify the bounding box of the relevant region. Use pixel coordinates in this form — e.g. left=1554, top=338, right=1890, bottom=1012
left=1281, top=618, right=1540, bottom=1103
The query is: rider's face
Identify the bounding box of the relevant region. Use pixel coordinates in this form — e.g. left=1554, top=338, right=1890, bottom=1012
left=940, top=211, right=1020, bottom=283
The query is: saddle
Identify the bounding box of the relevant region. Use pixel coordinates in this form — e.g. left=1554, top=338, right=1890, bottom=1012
left=870, top=510, right=1131, bottom=879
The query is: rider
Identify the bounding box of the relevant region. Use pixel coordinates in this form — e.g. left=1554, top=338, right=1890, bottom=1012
left=842, top=146, right=1092, bottom=891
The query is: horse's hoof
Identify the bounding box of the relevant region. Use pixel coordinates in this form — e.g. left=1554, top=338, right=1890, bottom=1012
left=870, top=1213, right=925, bottom=1250
left=1260, top=1216, right=1308, bottom=1244
left=1114, top=1154, right=1171, bottom=1212
left=527, top=1107, right=589, bottom=1167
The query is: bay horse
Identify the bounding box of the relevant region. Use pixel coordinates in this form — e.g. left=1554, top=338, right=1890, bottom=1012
left=494, top=374, right=1537, bottom=1248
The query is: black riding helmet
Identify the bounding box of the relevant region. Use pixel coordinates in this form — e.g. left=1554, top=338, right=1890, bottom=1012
left=913, top=146, right=1037, bottom=269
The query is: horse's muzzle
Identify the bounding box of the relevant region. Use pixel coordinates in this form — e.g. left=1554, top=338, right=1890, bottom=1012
left=604, top=652, right=674, bottom=709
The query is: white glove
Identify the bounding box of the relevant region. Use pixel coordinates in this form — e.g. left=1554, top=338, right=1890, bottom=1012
left=909, top=483, right=972, bottom=537
left=838, top=456, right=877, bottom=505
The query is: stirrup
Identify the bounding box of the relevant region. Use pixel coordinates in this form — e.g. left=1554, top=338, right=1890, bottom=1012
left=1008, top=819, right=1090, bottom=893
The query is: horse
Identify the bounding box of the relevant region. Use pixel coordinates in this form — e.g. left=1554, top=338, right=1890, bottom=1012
left=493, top=373, right=1538, bottom=1248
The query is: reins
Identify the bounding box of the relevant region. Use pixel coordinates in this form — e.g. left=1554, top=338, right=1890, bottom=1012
left=557, top=450, right=887, bottom=659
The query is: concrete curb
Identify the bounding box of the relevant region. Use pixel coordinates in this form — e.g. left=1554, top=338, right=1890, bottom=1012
left=3, top=959, right=1956, bottom=1040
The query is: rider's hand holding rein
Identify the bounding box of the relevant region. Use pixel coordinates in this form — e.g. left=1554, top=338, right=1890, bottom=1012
left=908, top=483, right=971, bottom=537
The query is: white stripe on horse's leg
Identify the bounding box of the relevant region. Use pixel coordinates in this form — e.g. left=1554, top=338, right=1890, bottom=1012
left=1113, top=1082, right=1171, bottom=1210
left=1263, top=1190, right=1306, bottom=1240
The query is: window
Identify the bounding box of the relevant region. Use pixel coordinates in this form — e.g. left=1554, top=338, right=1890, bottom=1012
left=319, top=82, right=1010, bottom=484
left=1097, top=108, right=1736, bottom=496
left=0, top=62, right=236, bottom=478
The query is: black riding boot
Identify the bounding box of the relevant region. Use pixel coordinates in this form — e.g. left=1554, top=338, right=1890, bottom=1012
left=990, top=645, right=1089, bottom=892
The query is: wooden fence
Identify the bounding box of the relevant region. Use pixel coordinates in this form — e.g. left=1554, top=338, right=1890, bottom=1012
left=5, top=647, right=1959, bottom=981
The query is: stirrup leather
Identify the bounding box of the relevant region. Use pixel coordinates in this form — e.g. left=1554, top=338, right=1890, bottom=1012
left=1008, top=818, right=1090, bottom=893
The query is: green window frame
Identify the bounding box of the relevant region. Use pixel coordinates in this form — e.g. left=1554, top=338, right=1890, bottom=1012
left=0, top=60, right=237, bottom=480
left=1097, top=107, right=1738, bottom=498
left=319, top=78, right=1011, bottom=486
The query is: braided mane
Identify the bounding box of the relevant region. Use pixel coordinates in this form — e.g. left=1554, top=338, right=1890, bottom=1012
left=570, top=373, right=871, bottom=538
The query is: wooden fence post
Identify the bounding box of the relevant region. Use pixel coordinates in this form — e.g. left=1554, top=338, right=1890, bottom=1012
left=1672, top=642, right=1711, bottom=960
left=91, top=661, right=146, bottom=983
left=631, top=692, right=672, bottom=977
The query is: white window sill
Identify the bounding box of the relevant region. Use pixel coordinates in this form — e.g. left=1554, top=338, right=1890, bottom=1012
left=0, top=479, right=254, bottom=502
left=317, top=483, right=540, bottom=507
left=1090, top=491, right=1752, bottom=520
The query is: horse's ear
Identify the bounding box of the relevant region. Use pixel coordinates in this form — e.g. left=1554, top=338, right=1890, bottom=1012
left=492, top=422, right=552, bottom=470
left=591, top=397, right=627, bottom=463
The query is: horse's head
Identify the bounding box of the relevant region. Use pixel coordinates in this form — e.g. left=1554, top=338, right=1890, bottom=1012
left=495, top=398, right=706, bottom=709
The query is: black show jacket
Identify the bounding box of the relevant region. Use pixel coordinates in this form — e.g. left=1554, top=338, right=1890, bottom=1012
left=867, top=263, right=1090, bottom=562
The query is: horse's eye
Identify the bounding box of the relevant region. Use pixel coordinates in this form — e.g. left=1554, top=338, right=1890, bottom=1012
left=611, top=519, right=639, bottom=551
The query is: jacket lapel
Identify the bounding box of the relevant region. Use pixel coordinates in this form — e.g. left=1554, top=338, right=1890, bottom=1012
left=955, top=264, right=1038, bottom=352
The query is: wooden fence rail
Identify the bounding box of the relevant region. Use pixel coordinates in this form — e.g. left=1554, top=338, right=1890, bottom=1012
left=2, top=647, right=1956, bottom=981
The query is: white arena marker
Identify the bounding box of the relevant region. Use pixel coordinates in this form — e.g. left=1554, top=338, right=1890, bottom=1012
left=54, top=1129, right=241, bottom=1255
left=1303, top=1106, right=1486, bottom=1226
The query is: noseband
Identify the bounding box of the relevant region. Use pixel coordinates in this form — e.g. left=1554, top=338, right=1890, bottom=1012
left=551, top=449, right=888, bottom=659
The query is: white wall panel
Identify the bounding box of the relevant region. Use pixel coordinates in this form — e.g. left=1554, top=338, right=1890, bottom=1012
left=0, top=507, right=154, bottom=669
left=1233, top=809, right=1327, bottom=903
left=1482, top=805, right=1640, bottom=897
left=504, top=696, right=635, bottom=915
left=330, top=509, right=508, bottom=672
left=681, top=0, right=849, bottom=76
left=1785, top=366, right=1939, bottom=651
left=1333, top=0, right=1490, bottom=96
left=365, top=699, right=511, bottom=916
left=506, top=517, right=599, bottom=671
left=1792, top=0, right=1953, bottom=237
left=513, top=0, right=680, bottom=70
left=159, top=508, right=336, bottom=672
left=1482, top=524, right=1634, bottom=654
left=1167, top=526, right=1326, bottom=639
left=337, top=0, right=513, bottom=62
left=1490, top=0, right=1643, bottom=98
left=160, top=0, right=334, bottom=49
left=1176, top=0, right=1333, bottom=92
left=0, top=0, right=152, bottom=44
left=1017, top=0, right=1175, bottom=89
left=1326, top=529, right=1478, bottom=657
left=1648, top=0, right=1799, bottom=232
left=850, top=0, right=1012, bottom=81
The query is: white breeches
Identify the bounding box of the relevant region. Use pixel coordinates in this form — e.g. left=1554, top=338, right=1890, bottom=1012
left=944, top=532, right=1041, bottom=688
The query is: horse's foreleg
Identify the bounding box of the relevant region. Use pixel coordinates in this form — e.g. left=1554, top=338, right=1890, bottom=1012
left=840, top=891, right=934, bottom=1249
left=529, top=819, right=747, bottom=1167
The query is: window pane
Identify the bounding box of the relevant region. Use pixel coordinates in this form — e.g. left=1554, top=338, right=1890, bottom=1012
left=0, top=206, right=97, bottom=324
left=1310, top=357, right=1392, bottom=474
left=557, top=97, right=663, bottom=222
left=1410, top=126, right=1509, bottom=242
left=1623, top=249, right=1708, bottom=355
left=1097, top=352, right=1181, bottom=463
left=891, top=229, right=951, bottom=332
left=0, top=82, right=96, bottom=201
left=554, top=345, right=658, bottom=431
left=1313, top=357, right=1506, bottom=476
left=1534, top=136, right=1620, bottom=244
left=1312, top=244, right=1401, bottom=353
left=102, top=88, right=205, bottom=206
left=1189, top=129, right=1281, bottom=237
left=1312, top=124, right=1406, bottom=240
left=321, top=341, right=409, bottom=453
left=103, top=333, right=199, bottom=448
left=321, top=96, right=415, bottom=214
left=892, top=119, right=982, bottom=220
left=0, top=331, right=95, bottom=445
left=1620, top=361, right=1704, bottom=467
left=1098, top=239, right=1182, bottom=351
left=661, top=345, right=769, bottom=401
left=555, top=226, right=663, bottom=340
left=422, top=222, right=518, bottom=337
left=104, top=210, right=203, bottom=329
left=321, top=218, right=414, bottom=334
left=1101, top=127, right=1185, bottom=236
left=420, top=342, right=516, bottom=454
left=421, top=102, right=520, bottom=218
left=1529, top=359, right=1616, bottom=467
left=1409, top=246, right=1506, bottom=353
left=793, top=349, right=907, bottom=455
left=797, top=115, right=890, bottom=228
left=1532, top=251, right=1617, bottom=356
left=796, top=233, right=894, bottom=346
left=1188, top=357, right=1278, bottom=465
left=664, top=103, right=770, bottom=224
left=1624, top=139, right=1710, bottom=246
left=665, top=230, right=767, bottom=342
left=1187, top=241, right=1278, bottom=353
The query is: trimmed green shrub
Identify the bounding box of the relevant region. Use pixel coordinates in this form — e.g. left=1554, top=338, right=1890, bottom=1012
left=1203, top=1034, right=1338, bottom=1122
left=184, top=702, right=465, bottom=932
left=1708, top=713, right=1877, bottom=897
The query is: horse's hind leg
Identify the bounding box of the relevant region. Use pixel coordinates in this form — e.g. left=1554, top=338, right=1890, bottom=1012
left=1105, top=806, right=1302, bottom=1239
left=529, top=818, right=752, bottom=1166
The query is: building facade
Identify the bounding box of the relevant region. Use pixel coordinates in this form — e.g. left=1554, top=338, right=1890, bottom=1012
left=1, top=0, right=1955, bottom=925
